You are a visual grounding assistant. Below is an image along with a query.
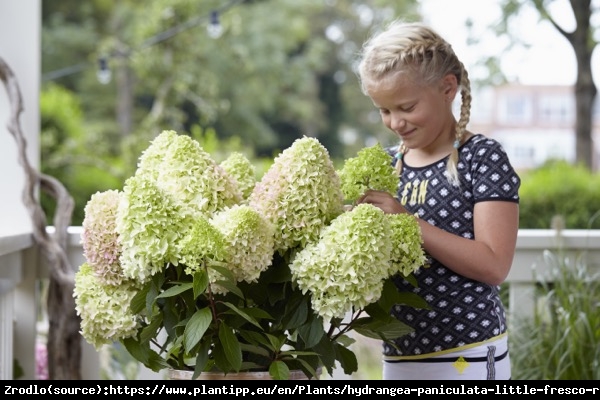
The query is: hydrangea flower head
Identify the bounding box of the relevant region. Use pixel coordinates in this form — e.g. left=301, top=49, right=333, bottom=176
left=73, top=263, right=139, bottom=349
left=338, top=143, right=398, bottom=202
left=211, top=204, right=275, bottom=285
left=116, top=174, right=192, bottom=282
left=249, top=136, right=344, bottom=253
left=388, top=213, right=427, bottom=277
left=81, top=190, right=124, bottom=286
left=177, top=215, right=229, bottom=277
left=137, top=131, right=242, bottom=218
left=220, top=152, right=256, bottom=201
left=290, top=203, right=393, bottom=320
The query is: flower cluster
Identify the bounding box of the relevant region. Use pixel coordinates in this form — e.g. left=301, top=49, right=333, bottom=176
left=73, top=130, right=427, bottom=380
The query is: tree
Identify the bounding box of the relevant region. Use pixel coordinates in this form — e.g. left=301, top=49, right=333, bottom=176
left=499, top=0, right=598, bottom=171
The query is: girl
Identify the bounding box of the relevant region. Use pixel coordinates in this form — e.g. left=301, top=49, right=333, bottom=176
left=356, top=20, right=520, bottom=380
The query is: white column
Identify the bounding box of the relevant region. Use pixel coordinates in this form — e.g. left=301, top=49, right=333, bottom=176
left=0, top=0, right=41, bottom=381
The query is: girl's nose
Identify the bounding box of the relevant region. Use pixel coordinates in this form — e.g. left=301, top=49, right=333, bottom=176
left=390, top=114, right=406, bottom=131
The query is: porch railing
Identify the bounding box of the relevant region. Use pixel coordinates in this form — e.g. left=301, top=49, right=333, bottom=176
left=2, top=228, right=599, bottom=380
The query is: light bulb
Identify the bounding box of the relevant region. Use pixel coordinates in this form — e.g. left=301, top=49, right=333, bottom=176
left=97, top=57, right=111, bottom=84
left=207, top=10, right=223, bottom=39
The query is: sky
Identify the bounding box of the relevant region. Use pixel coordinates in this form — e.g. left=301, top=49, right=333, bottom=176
left=418, top=0, right=599, bottom=86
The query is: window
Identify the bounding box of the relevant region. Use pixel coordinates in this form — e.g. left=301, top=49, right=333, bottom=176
left=497, top=93, right=532, bottom=125
left=538, top=93, right=573, bottom=125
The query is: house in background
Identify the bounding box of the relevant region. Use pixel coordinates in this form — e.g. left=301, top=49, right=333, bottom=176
left=468, top=84, right=600, bottom=172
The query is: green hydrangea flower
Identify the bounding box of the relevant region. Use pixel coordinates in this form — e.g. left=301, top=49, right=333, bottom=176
left=220, top=152, right=256, bottom=201
left=136, top=130, right=243, bottom=218
left=73, top=263, right=139, bottom=349
left=177, top=215, right=228, bottom=277
left=388, top=213, right=427, bottom=277
left=116, top=175, right=192, bottom=282
left=338, top=143, right=398, bottom=203
left=211, top=204, right=275, bottom=285
left=290, top=203, right=393, bottom=320
left=249, top=136, right=344, bottom=253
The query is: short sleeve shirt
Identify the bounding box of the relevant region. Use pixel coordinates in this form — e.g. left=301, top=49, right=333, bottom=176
left=384, top=134, right=521, bottom=358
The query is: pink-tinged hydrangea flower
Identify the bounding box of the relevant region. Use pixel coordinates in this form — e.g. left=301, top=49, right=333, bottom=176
left=81, top=190, right=124, bottom=286
left=116, top=175, right=192, bottom=282
left=211, top=205, right=275, bottom=286
left=35, top=340, right=48, bottom=380
left=338, top=143, right=398, bottom=203
left=388, top=213, right=427, bottom=277
left=73, top=263, right=139, bottom=349
left=220, top=152, right=256, bottom=201
left=290, top=204, right=393, bottom=320
left=249, top=136, right=344, bottom=253
left=136, top=130, right=242, bottom=218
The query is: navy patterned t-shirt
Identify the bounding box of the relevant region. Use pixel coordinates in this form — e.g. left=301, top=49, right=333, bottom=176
left=384, top=134, right=521, bottom=358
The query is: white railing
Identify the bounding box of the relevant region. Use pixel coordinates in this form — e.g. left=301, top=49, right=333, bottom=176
left=1, top=228, right=600, bottom=380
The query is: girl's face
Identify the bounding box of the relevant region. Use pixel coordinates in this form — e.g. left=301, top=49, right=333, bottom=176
left=366, top=71, right=457, bottom=152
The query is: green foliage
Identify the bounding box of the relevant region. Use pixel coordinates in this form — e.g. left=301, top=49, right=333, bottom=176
left=40, top=83, right=123, bottom=225
left=519, top=160, right=600, bottom=229
left=121, top=252, right=420, bottom=380
left=509, top=249, right=600, bottom=380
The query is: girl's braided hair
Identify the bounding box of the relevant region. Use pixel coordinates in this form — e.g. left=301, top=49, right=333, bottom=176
left=357, top=20, right=472, bottom=187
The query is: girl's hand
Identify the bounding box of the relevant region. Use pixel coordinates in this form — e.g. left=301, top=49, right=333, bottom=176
left=356, top=190, right=407, bottom=214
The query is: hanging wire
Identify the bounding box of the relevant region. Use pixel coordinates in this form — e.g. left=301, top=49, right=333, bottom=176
left=42, top=0, right=243, bottom=82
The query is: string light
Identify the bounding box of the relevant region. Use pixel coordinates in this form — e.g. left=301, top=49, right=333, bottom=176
left=207, top=10, right=223, bottom=39
left=96, top=57, right=111, bottom=84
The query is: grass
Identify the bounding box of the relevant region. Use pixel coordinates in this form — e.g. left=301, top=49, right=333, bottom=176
left=509, top=249, right=600, bottom=380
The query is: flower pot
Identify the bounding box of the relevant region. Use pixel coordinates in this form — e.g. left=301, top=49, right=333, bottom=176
left=168, top=369, right=320, bottom=380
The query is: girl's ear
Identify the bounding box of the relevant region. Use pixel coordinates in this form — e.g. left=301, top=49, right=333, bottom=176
left=442, top=73, right=458, bottom=100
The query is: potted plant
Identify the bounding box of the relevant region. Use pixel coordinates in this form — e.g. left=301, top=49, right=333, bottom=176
left=73, top=130, right=428, bottom=380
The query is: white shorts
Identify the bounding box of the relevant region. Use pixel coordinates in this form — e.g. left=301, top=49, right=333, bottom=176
left=382, top=336, right=511, bottom=380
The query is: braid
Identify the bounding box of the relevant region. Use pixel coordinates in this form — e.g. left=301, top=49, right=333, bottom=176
left=394, top=142, right=408, bottom=175
left=446, top=62, right=471, bottom=187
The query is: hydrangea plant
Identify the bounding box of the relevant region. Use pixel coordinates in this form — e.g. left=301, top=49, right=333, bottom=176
left=73, top=130, right=428, bottom=380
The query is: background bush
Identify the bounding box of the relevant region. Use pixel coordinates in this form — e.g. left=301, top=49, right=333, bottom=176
left=518, top=159, right=600, bottom=229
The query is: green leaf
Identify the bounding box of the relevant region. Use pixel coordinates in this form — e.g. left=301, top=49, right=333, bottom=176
left=335, top=342, right=358, bottom=375
left=268, top=360, right=289, bottom=380
left=192, top=270, right=209, bottom=298
left=214, top=279, right=244, bottom=298
left=210, top=264, right=236, bottom=282
left=239, top=342, right=271, bottom=358
left=140, top=314, right=163, bottom=344
left=297, top=314, right=325, bottom=348
left=222, top=301, right=263, bottom=329
left=219, top=322, right=242, bottom=371
left=239, top=331, right=274, bottom=350
left=157, top=282, right=193, bottom=299
left=130, top=284, right=150, bottom=314
left=354, top=318, right=414, bottom=341
left=193, top=340, right=212, bottom=378
left=184, top=307, right=213, bottom=353
left=281, top=293, right=308, bottom=329
left=121, top=337, right=169, bottom=372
